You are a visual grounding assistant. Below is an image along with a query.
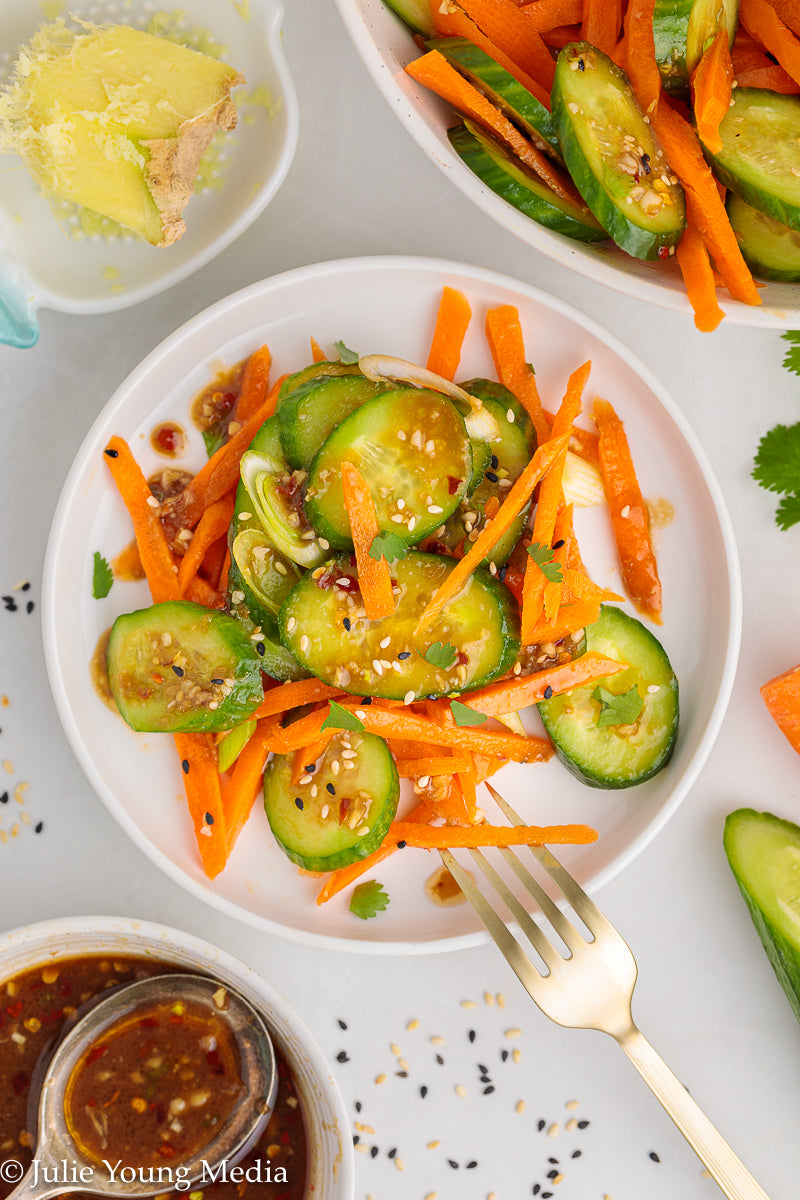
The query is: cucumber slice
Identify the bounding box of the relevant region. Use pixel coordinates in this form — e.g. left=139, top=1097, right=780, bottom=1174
left=240, top=446, right=326, bottom=570
left=653, top=0, right=739, bottom=97
left=448, top=122, right=607, bottom=244
left=724, top=808, right=800, bottom=1023
left=264, top=731, right=400, bottom=871
left=706, top=89, right=800, bottom=231
left=278, top=373, right=389, bottom=470
left=304, top=389, right=472, bottom=550
left=107, top=601, right=264, bottom=732
left=552, top=43, right=686, bottom=260
left=429, top=37, right=561, bottom=156
left=726, top=193, right=800, bottom=281
left=231, top=529, right=302, bottom=618
left=279, top=550, right=520, bottom=700
left=381, top=0, right=435, bottom=37
left=537, top=605, right=679, bottom=788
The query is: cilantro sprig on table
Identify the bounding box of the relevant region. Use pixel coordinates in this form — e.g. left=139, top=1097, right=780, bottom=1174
left=753, top=333, right=800, bottom=531
left=349, top=880, right=390, bottom=919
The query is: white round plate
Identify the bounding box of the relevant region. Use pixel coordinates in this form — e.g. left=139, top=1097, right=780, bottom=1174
left=334, top=0, right=799, bottom=328
left=0, top=0, right=298, bottom=343
left=43, top=255, right=741, bottom=953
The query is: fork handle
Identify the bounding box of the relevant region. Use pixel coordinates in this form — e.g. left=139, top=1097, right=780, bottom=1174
left=617, top=1026, right=772, bottom=1200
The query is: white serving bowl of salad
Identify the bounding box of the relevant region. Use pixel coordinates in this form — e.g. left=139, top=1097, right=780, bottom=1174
left=42, top=255, right=741, bottom=952
left=333, top=0, right=800, bottom=328
left=0, top=914, right=354, bottom=1198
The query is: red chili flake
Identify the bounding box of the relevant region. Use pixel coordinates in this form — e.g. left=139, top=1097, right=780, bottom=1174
left=338, top=796, right=351, bottom=824
left=456, top=651, right=469, bottom=666
left=658, top=245, right=670, bottom=260
left=151, top=672, right=165, bottom=685
left=6, top=1000, right=23, bottom=1019
left=139, top=1017, right=159, bottom=1028
left=86, top=1044, right=107, bottom=1064
left=157, top=1144, right=177, bottom=1159
left=87, top=1098, right=97, bottom=1108
left=44, top=1006, right=65, bottom=1024
left=447, top=475, right=461, bottom=495
left=207, top=1048, right=225, bottom=1075
left=11, top=1070, right=29, bottom=1096
left=280, top=1129, right=291, bottom=1145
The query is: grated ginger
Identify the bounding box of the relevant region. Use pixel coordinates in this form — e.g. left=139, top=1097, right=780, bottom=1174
left=0, top=20, right=243, bottom=246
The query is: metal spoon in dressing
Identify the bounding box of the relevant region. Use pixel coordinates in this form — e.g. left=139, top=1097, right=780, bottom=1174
left=7, top=974, right=277, bottom=1200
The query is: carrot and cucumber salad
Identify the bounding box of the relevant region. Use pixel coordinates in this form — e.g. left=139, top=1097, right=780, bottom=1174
left=387, top=0, right=800, bottom=329
left=99, top=287, right=679, bottom=913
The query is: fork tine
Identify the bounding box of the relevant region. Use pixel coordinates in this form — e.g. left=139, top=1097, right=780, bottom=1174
left=495, top=845, right=587, bottom=953
left=467, top=847, right=565, bottom=972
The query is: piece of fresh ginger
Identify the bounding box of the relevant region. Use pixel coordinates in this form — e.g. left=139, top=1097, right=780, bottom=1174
left=0, top=21, right=244, bottom=246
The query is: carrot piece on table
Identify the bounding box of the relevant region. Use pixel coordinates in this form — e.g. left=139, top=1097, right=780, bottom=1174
left=426, top=286, right=472, bottom=380
left=341, top=461, right=395, bottom=620
left=675, top=200, right=726, bottom=333
left=405, top=52, right=574, bottom=202
left=415, top=433, right=570, bottom=633
left=650, top=99, right=761, bottom=307
left=253, top=677, right=344, bottom=719
left=521, top=362, right=591, bottom=643
left=691, top=23, right=734, bottom=154
left=463, top=652, right=625, bottom=718
left=519, top=0, right=582, bottom=31
left=236, top=344, right=272, bottom=421
left=581, top=0, right=622, bottom=55
left=173, top=732, right=229, bottom=878
left=624, top=0, right=661, bottom=114
left=455, top=0, right=557, bottom=89
left=430, top=0, right=552, bottom=107
left=104, top=436, right=180, bottom=604
left=593, top=398, right=662, bottom=623
left=390, top=820, right=598, bottom=848
left=177, top=495, right=235, bottom=595
left=761, top=664, right=800, bottom=755
left=739, top=0, right=800, bottom=87
left=485, top=305, right=550, bottom=444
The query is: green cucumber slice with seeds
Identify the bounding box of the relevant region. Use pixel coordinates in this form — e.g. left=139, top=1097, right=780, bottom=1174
left=705, top=89, right=800, bottom=232
left=107, top=601, right=264, bottom=733
left=429, top=36, right=561, bottom=156
left=448, top=122, right=607, bottom=243
left=724, top=808, right=800, bottom=1023
left=726, top=193, right=800, bottom=281
left=277, top=373, right=390, bottom=470
left=653, top=0, right=739, bottom=97
left=552, top=43, right=686, bottom=260
left=304, top=389, right=472, bottom=550
left=279, top=550, right=520, bottom=700
left=231, top=529, right=302, bottom=620
left=537, top=605, right=679, bottom=788
left=264, top=731, right=400, bottom=872
left=239, top=446, right=326, bottom=570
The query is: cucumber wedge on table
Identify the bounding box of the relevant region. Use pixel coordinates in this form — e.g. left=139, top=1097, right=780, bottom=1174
left=429, top=36, right=560, bottom=156
left=704, top=89, right=800, bottom=233
left=653, top=0, right=739, bottom=97
left=552, top=43, right=686, bottom=260
left=264, top=731, right=400, bottom=872
left=724, top=809, right=800, bottom=1023
left=726, top=193, right=800, bottom=282
left=448, top=122, right=607, bottom=244
left=537, top=605, right=679, bottom=788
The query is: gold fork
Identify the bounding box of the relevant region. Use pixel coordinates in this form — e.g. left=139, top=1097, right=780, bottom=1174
left=440, top=783, right=772, bottom=1200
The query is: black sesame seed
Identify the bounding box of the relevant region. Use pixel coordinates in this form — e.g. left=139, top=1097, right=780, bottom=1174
left=336, top=1051, right=349, bottom=1063
left=0, top=792, right=7, bottom=804
left=448, top=1160, right=459, bottom=1170
left=397, top=840, right=407, bottom=849
left=537, top=1119, right=546, bottom=1131
left=370, top=1146, right=378, bottom=1158
left=204, top=812, right=214, bottom=825
left=256, top=642, right=265, bottom=655
left=210, top=677, right=224, bottom=685
left=533, top=1185, right=541, bottom=1195
left=326, top=783, right=336, bottom=795
left=480, top=1074, right=491, bottom=1084
left=478, top=1063, right=488, bottom=1073
left=397, top=650, right=411, bottom=660
left=34, top=821, right=44, bottom=834
left=577, top=55, right=585, bottom=69
left=420, top=1086, right=428, bottom=1098
left=490, top=455, right=499, bottom=469
left=361, top=696, right=373, bottom=704
left=553, top=539, right=565, bottom=550
left=338, top=1018, right=347, bottom=1030
left=181, top=760, right=190, bottom=775
left=468, top=1029, right=476, bottom=1043
left=396, top=1070, right=408, bottom=1078
left=542, top=1192, right=553, bottom=1198
left=388, top=1148, right=397, bottom=1159
left=483, top=1085, right=495, bottom=1094
left=547, top=1169, right=559, bottom=1180
left=172, top=665, right=185, bottom=677
left=294, top=797, right=304, bottom=810
left=343, top=618, right=351, bottom=631
left=354, top=1101, right=362, bottom=1113
left=649, top=1151, right=661, bottom=1163
left=25, top=601, right=34, bottom=615
left=577, top=1120, right=589, bottom=1129
left=352, top=1135, right=359, bottom=1145
left=548, top=1157, right=558, bottom=1165
left=2, top=597, right=17, bottom=611
left=641, top=152, right=652, bottom=174
left=486, top=471, right=499, bottom=483
left=501, top=1049, right=509, bottom=1062
left=466, top=1161, right=477, bottom=1169
left=544, top=685, right=553, bottom=699
left=498, top=566, right=507, bottom=582
left=571, top=1150, right=581, bottom=1159
left=104, top=447, right=119, bottom=458
left=436, top=1054, right=444, bottom=1065
left=305, top=764, right=317, bottom=773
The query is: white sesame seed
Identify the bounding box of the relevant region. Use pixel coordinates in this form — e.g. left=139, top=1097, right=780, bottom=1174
left=417, top=775, right=430, bottom=788
left=331, top=760, right=340, bottom=775
left=238, top=511, right=252, bottom=520
left=321, top=804, right=329, bottom=819
left=300, top=635, right=309, bottom=652
left=404, top=690, right=415, bottom=705
left=341, top=749, right=357, bottom=759
left=455, top=1084, right=467, bottom=1098
left=621, top=504, right=631, bottom=518
left=319, top=538, right=330, bottom=549
left=372, top=660, right=384, bottom=675
left=425, top=439, right=436, bottom=454
left=298, top=774, right=312, bottom=785
left=507, top=408, right=515, bottom=422
left=286, top=617, right=296, bottom=632
left=274, top=561, right=288, bottom=575
left=391, top=514, right=404, bottom=524
left=397, top=430, right=407, bottom=441
left=647, top=684, right=660, bottom=694
left=397, top=498, right=406, bottom=510
left=357, top=824, right=370, bottom=836
left=146, top=495, right=160, bottom=508
left=427, top=505, right=443, bottom=515
left=408, top=516, right=417, bottom=532
left=231, top=590, right=245, bottom=604
left=380, top=636, right=391, bottom=649
left=355, top=710, right=367, bottom=720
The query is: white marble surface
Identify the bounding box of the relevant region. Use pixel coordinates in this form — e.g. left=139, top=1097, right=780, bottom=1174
left=1, top=2, right=800, bottom=1198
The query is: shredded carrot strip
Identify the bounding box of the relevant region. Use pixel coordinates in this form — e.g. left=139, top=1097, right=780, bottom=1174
left=396, top=755, right=474, bottom=777
left=253, top=678, right=344, bottom=720
left=692, top=23, right=734, bottom=154
left=341, top=461, right=395, bottom=620
left=346, top=702, right=553, bottom=763
left=485, top=305, right=550, bottom=444
left=528, top=598, right=603, bottom=644
left=310, top=337, right=327, bottom=363
left=455, top=0, right=557, bottom=89
left=174, top=733, right=228, bottom=878
left=581, top=0, right=622, bottom=55
left=769, top=0, right=800, bottom=36
left=429, top=0, right=552, bottom=107
left=542, top=504, right=573, bottom=624
left=184, top=575, right=225, bottom=609
left=740, top=0, right=800, bottom=87
left=624, top=0, right=661, bottom=114
left=519, top=0, right=582, bottom=31
left=104, top=437, right=179, bottom=604
left=463, top=653, right=625, bottom=717
left=177, top=495, right=235, bottom=596
left=221, top=715, right=282, bottom=855
left=675, top=200, right=726, bottom=333
left=736, top=62, right=800, bottom=89
left=426, top=287, right=472, bottom=380
left=389, top=820, right=598, bottom=848
left=237, top=344, right=272, bottom=421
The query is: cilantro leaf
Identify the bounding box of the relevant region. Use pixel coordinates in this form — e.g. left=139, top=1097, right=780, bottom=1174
left=526, top=541, right=563, bottom=584
left=591, top=685, right=643, bottom=729
left=776, top=492, right=800, bottom=531
left=782, top=331, right=800, bottom=376
left=753, top=423, right=800, bottom=495
left=450, top=700, right=488, bottom=727
left=321, top=700, right=365, bottom=733
left=92, top=551, right=113, bottom=599
left=349, top=880, right=390, bottom=919
left=334, top=340, right=359, bottom=365
left=424, top=641, right=457, bottom=669
left=368, top=530, right=407, bottom=564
